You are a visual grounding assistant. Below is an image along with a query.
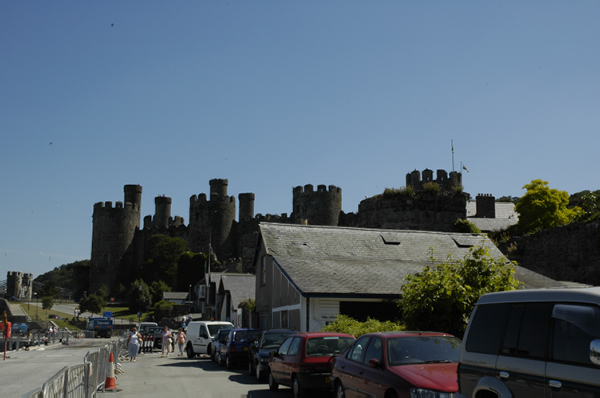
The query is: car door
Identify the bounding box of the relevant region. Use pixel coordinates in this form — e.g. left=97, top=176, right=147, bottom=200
left=359, top=336, right=387, bottom=397
left=336, top=335, right=372, bottom=398
left=495, top=304, right=553, bottom=398
left=198, top=324, right=211, bottom=353
left=271, top=336, right=294, bottom=384
left=545, top=304, right=600, bottom=397
left=282, top=337, right=302, bottom=387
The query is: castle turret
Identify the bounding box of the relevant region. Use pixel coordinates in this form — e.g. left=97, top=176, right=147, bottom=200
left=476, top=194, right=496, bottom=218
left=189, top=179, right=236, bottom=259
left=292, top=184, right=342, bottom=226
left=90, top=185, right=142, bottom=293
left=154, top=196, right=172, bottom=228
left=239, top=193, right=255, bottom=222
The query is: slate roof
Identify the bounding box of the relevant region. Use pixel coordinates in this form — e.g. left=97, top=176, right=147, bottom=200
left=163, top=292, right=189, bottom=301
left=258, top=223, right=564, bottom=298
left=220, top=274, right=255, bottom=309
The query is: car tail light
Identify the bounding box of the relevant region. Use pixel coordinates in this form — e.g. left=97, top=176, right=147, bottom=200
left=229, top=345, right=236, bottom=353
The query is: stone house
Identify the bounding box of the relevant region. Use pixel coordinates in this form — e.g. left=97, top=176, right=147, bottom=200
left=253, top=222, right=564, bottom=332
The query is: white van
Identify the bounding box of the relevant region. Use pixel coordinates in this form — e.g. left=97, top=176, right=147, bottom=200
left=185, top=321, right=234, bottom=358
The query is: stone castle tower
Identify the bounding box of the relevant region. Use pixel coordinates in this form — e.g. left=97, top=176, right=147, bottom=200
left=188, top=179, right=237, bottom=258
left=292, top=184, right=342, bottom=225
left=6, top=271, right=32, bottom=300
left=89, top=185, right=142, bottom=293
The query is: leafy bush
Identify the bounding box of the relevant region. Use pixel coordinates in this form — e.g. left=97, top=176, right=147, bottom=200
left=454, top=219, right=481, bottom=233
left=152, top=300, right=176, bottom=313
left=79, top=294, right=105, bottom=315
left=320, top=315, right=404, bottom=338
left=401, top=245, right=521, bottom=338
left=381, top=186, right=416, bottom=199
left=423, top=182, right=441, bottom=196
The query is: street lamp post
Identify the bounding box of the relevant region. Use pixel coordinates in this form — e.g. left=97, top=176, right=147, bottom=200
left=34, top=292, right=38, bottom=321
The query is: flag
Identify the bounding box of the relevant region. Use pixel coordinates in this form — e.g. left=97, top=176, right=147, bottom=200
left=463, top=165, right=469, bottom=173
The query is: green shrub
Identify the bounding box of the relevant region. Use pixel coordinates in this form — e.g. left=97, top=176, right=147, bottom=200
left=382, top=186, right=416, bottom=199
left=423, top=182, right=441, bottom=196
left=454, top=219, right=481, bottom=233
left=320, top=315, right=404, bottom=338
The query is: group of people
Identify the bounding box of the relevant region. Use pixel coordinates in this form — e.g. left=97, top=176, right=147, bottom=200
left=127, top=325, right=187, bottom=361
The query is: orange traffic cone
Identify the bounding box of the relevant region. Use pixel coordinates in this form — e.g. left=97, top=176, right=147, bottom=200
left=104, top=352, right=118, bottom=391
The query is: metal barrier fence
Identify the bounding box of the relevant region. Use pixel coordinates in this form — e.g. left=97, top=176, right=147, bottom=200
left=22, top=337, right=126, bottom=398
left=2, top=330, right=75, bottom=352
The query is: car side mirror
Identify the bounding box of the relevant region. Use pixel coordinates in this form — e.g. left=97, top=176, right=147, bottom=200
left=367, top=358, right=380, bottom=368
left=590, top=339, right=600, bottom=366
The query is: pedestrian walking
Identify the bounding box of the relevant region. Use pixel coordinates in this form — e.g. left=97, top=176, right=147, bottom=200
left=127, top=326, right=142, bottom=362
left=176, top=328, right=186, bottom=356
left=161, top=325, right=172, bottom=358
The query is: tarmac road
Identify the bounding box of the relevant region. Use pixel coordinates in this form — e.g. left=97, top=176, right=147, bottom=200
left=2, top=337, right=116, bottom=397
left=106, top=353, right=334, bottom=398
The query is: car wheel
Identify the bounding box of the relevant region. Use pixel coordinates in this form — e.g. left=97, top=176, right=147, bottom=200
left=268, top=371, right=279, bottom=391
left=293, top=376, right=305, bottom=398
left=226, top=355, right=234, bottom=370
left=335, top=382, right=346, bottom=398
left=384, top=391, right=398, bottom=398
left=218, top=354, right=225, bottom=366
left=186, top=344, right=195, bottom=359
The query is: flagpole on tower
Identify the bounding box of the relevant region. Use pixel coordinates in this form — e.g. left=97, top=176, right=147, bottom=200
left=451, top=140, right=455, bottom=172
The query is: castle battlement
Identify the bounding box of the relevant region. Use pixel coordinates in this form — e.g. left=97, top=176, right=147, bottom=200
left=93, top=201, right=140, bottom=211
left=406, top=168, right=462, bottom=192
left=255, top=213, right=290, bottom=223
left=293, top=184, right=341, bottom=196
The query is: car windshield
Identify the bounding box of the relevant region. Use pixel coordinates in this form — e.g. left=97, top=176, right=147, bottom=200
left=386, top=336, right=461, bottom=366
left=262, top=333, right=293, bottom=349
left=208, top=324, right=231, bottom=335
left=306, top=336, right=355, bottom=356
left=233, top=329, right=262, bottom=342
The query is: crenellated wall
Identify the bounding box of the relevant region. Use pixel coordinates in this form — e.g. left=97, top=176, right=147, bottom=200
left=292, top=184, right=342, bottom=226
left=90, top=185, right=142, bottom=293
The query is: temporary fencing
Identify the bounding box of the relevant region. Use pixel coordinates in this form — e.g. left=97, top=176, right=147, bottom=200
left=22, top=337, right=126, bottom=398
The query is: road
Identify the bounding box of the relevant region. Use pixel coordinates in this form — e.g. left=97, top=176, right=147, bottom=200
left=108, top=353, right=333, bottom=398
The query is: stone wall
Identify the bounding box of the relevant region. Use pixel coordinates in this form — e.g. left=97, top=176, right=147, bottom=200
left=503, top=220, right=600, bottom=285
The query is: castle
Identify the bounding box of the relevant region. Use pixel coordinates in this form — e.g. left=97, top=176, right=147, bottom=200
left=5, top=271, right=33, bottom=300
left=89, top=169, right=489, bottom=293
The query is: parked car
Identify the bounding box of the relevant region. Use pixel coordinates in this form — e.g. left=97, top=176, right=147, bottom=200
left=248, top=329, right=295, bottom=381
left=459, top=287, right=600, bottom=397
left=212, top=328, right=233, bottom=363
left=218, top=328, right=263, bottom=369
left=143, top=326, right=164, bottom=348
left=185, top=321, right=234, bottom=358
left=268, top=332, right=355, bottom=398
left=331, top=331, right=462, bottom=398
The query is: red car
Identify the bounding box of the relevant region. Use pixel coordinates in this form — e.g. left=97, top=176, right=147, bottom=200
left=331, top=331, right=462, bottom=398
left=268, top=331, right=355, bottom=398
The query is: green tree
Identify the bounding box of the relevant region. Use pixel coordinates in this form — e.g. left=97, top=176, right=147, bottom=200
left=97, top=284, right=110, bottom=301
left=79, top=295, right=105, bottom=315
left=128, top=279, right=152, bottom=313
left=401, top=245, right=521, bottom=337
left=142, top=235, right=189, bottom=288
left=573, top=191, right=600, bottom=222
left=149, top=280, right=171, bottom=304
left=41, top=296, right=55, bottom=311
left=515, top=179, right=581, bottom=234
left=454, top=219, right=481, bottom=233
left=176, top=252, right=207, bottom=292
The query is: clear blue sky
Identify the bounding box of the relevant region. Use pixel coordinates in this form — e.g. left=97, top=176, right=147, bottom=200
left=2, top=1, right=599, bottom=280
